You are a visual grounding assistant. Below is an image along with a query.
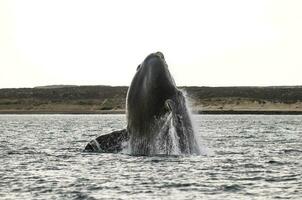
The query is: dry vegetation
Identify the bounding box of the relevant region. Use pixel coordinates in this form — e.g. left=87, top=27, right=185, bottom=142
left=0, top=85, right=302, bottom=114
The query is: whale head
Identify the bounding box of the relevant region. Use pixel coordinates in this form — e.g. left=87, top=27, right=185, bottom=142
left=126, top=52, right=178, bottom=129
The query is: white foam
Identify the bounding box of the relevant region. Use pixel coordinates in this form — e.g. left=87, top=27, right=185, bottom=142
left=184, top=91, right=214, bottom=156
left=123, top=92, right=214, bottom=156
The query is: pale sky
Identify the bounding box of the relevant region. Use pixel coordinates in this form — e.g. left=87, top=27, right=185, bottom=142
left=1, top=0, right=302, bottom=88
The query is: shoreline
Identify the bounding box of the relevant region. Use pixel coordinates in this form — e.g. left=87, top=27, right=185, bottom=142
left=1, top=86, right=302, bottom=115
left=1, top=110, right=302, bottom=115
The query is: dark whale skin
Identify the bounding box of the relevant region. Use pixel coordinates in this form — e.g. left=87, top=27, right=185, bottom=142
left=85, top=52, right=200, bottom=155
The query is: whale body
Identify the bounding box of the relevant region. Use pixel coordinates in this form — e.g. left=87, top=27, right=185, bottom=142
left=85, top=52, right=200, bottom=155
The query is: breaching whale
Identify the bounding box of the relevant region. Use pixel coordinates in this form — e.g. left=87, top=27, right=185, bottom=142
left=85, top=52, right=200, bottom=155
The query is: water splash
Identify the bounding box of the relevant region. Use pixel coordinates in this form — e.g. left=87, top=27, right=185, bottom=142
left=122, top=91, right=213, bottom=156
left=120, top=141, right=131, bottom=155
left=183, top=90, right=214, bottom=156
left=190, top=114, right=214, bottom=156
left=153, top=92, right=212, bottom=156
left=155, top=113, right=181, bottom=155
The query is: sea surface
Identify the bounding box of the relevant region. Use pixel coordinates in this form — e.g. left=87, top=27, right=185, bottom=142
left=0, top=114, right=301, bottom=200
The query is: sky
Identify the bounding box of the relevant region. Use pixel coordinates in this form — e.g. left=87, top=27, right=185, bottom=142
left=1, top=0, right=302, bottom=88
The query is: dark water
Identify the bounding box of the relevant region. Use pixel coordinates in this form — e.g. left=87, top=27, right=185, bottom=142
left=0, top=114, right=301, bottom=199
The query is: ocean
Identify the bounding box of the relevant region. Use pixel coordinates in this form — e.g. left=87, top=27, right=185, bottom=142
left=0, top=114, right=301, bottom=199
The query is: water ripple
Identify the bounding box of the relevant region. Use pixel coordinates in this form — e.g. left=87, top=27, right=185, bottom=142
left=0, top=114, right=301, bottom=199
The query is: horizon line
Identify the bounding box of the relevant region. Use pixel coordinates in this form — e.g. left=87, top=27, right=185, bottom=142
left=1, top=84, right=302, bottom=90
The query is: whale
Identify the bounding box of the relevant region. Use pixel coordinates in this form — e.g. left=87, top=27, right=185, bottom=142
left=85, top=52, right=200, bottom=155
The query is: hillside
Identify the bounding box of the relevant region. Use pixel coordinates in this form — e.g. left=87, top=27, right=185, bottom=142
left=0, top=85, right=302, bottom=114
